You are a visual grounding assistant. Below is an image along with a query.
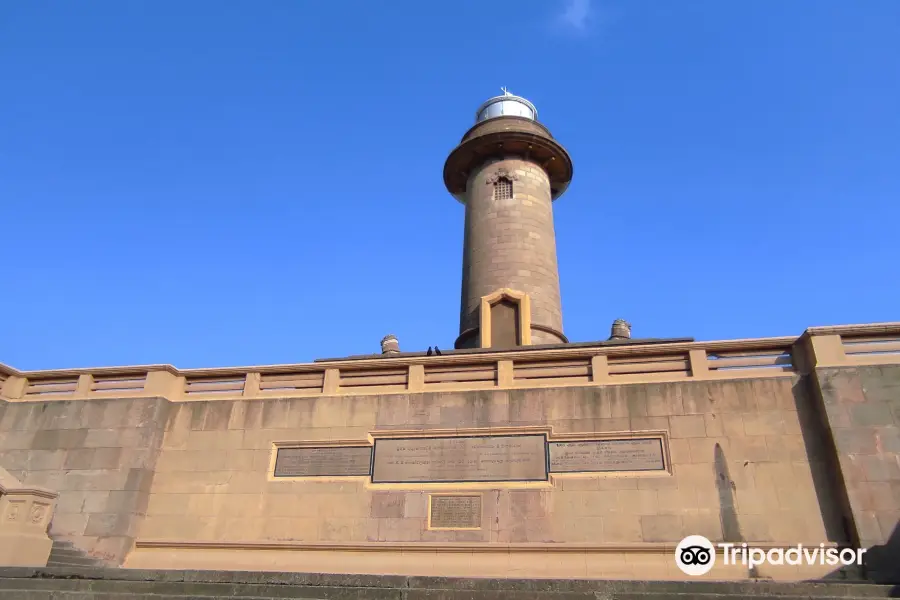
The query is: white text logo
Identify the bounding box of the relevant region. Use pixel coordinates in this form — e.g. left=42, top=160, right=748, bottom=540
left=675, top=538, right=866, bottom=576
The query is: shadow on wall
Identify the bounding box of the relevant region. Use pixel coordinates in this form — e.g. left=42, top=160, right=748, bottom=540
left=713, top=443, right=742, bottom=544
left=791, top=379, right=854, bottom=545
left=868, top=521, right=900, bottom=586
left=712, top=380, right=899, bottom=584
left=788, top=377, right=899, bottom=586
left=817, top=521, right=900, bottom=587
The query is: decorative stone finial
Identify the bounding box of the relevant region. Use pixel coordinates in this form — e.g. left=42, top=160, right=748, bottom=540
left=380, top=334, right=400, bottom=355
left=609, top=319, right=632, bottom=340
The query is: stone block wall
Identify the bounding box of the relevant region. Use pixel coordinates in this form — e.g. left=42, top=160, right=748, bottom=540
left=0, top=371, right=880, bottom=578
left=809, top=364, right=900, bottom=582
left=137, top=377, right=843, bottom=551
left=460, top=157, right=563, bottom=345
left=0, top=397, right=171, bottom=564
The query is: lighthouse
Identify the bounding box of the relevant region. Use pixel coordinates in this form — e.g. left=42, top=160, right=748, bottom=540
left=444, top=89, right=574, bottom=349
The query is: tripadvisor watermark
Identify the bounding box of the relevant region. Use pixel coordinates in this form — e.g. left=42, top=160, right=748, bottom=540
left=675, top=535, right=866, bottom=576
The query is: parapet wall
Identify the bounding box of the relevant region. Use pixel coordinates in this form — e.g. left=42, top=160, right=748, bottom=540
left=127, top=375, right=847, bottom=579
left=0, top=323, right=898, bottom=581
left=0, top=333, right=807, bottom=405
left=0, top=398, right=170, bottom=564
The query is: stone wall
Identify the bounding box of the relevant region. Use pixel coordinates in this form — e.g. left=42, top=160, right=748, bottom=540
left=0, top=397, right=171, bottom=564
left=460, top=157, right=563, bottom=346
left=0, top=373, right=876, bottom=578
left=809, top=364, right=900, bottom=582
left=130, top=377, right=845, bottom=574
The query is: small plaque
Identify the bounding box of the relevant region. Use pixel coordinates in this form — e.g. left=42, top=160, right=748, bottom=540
left=273, top=446, right=372, bottom=478
left=429, top=495, right=482, bottom=529
left=549, top=438, right=665, bottom=473
left=372, top=434, right=548, bottom=483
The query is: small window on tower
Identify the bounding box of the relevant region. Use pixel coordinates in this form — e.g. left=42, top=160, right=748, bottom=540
left=494, top=177, right=513, bottom=201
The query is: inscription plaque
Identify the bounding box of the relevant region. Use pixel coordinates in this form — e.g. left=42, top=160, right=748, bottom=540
left=273, top=446, right=372, bottom=477
left=429, top=495, right=482, bottom=529
left=549, top=438, right=665, bottom=473
left=372, top=435, right=548, bottom=483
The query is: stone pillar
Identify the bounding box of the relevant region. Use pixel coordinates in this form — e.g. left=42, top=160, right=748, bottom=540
left=445, top=94, right=573, bottom=349
left=797, top=330, right=900, bottom=583
left=0, top=375, right=27, bottom=399
left=0, top=466, right=58, bottom=567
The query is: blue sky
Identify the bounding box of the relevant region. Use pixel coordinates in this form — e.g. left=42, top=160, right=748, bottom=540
left=2, top=0, right=898, bottom=370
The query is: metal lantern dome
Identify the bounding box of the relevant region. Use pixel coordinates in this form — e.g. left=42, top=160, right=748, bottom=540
left=475, top=88, right=538, bottom=123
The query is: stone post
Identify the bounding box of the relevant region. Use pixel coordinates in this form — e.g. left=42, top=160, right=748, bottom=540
left=609, top=319, right=632, bottom=340
left=0, top=375, right=27, bottom=399
left=144, top=370, right=184, bottom=400
left=0, top=466, right=58, bottom=567
left=381, top=334, right=401, bottom=355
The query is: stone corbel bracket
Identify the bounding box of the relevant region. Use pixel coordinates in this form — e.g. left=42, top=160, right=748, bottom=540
left=485, top=168, right=520, bottom=184
left=0, top=466, right=59, bottom=567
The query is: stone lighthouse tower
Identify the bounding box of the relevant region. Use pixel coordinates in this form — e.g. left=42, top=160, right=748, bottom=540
left=444, top=89, right=573, bottom=350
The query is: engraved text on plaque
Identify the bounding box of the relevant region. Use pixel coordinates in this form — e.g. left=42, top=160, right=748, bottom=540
left=372, top=435, right=548, bottom=483
left=274, top=446, right=372, bottom=477
left=549, top=438, right=665, bottom=473
left=429, top=495, right=482, bottom=529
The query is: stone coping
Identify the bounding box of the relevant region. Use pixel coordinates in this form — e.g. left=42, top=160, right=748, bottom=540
left=313, top=337, right=694, bottom=363
left=133, top=540, right=842, bottom=554
left=0, top=566, right=890, bottom=594
left=1, top=322, right=897, bottom=403
left=3, top=321, right=898, bottom=379
left=0, top=466, right=57, bottom=500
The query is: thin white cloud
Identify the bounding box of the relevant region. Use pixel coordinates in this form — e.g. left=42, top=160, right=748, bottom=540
left=557, top=0, right=592, bottom=33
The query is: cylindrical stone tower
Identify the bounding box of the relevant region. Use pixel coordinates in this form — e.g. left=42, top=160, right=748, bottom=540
left=444, top=90, right=573, bottom=349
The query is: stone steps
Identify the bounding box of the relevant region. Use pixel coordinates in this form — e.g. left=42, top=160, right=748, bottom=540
left=45, top=540, right=106, bottom=569
left=0, top=567, right=895, bottom=600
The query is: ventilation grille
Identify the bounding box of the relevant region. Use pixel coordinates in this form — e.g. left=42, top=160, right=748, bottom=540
left=494, top=178, right=513, bottom=200
left=339, top=367, right=407, bottom=392
left=707, top=348, right=792, bottom=373
left=608, top=353, right=690, bottom=379
left=91, top=374, right=147, bottom=394
left=425, top=363, right=496, bottom=386
left=24, top=378, right=79, bottom=397
left=514, top=358, right=591, bottom=383
left=184, top=375, right=245, bottom=396
left=842, top=335, right=900, bottom=360
left=260, top=371, right=324, bottom=393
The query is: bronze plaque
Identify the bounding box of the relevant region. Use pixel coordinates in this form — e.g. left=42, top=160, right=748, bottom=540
left=429, top=495, right=482, bottom=529
left=371, top=435, right=548, bottom=483
left=549, top=438, right=665, bottom=473
left=273, top=446, right=372, bottom=477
